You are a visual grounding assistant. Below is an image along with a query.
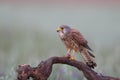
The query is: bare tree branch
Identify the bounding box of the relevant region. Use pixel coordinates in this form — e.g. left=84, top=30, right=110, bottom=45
left=17, top=56, right=120, bottom=80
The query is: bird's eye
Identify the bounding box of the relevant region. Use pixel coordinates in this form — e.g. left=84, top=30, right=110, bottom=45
left=61, top=27, right=64, bottom=30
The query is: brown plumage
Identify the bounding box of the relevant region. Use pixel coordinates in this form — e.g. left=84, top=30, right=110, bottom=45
left=57, top=25, right=97, bottom=68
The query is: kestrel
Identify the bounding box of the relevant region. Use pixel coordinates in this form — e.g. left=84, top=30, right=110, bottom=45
left=57, top=25, right=97, bottom=68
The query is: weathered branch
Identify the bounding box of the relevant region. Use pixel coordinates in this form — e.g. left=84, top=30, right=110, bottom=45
left=17, top=56, right=120, bottom=80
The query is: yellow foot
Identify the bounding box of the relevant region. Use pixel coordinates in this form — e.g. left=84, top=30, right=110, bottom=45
left=69, top=56, right=75, bottom=60
left=63, top=54, right=75, bottom=60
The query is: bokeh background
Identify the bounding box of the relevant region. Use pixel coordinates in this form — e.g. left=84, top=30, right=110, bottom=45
left=0, top=0, right=120, bottom=80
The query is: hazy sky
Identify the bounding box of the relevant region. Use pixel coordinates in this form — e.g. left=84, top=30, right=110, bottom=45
left=0, top=0, right=120, bottom=46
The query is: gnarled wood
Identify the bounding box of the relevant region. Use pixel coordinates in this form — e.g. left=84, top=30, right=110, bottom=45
left=17, top=56, right=120, bottom=80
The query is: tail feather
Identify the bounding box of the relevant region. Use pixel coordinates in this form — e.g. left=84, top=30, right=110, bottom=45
left=86, top=61, right=97, bottom=69
left=87, top=49, right=95, bottom=58
left=79, top=46, right=97, bottom=69
left=85, top=44, right=95, bottom=58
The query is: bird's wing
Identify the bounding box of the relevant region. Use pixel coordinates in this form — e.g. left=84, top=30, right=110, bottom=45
left=70, top=29, right=96, bottom=68
left=70, top=29, right=95, bottom=58
left=70, top=29, right=88, bottom=46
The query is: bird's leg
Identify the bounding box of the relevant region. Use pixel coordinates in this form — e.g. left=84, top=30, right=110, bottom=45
left=64, top=49, right=75, bottom=60
left=64, top=49, right=71, bottom=58
left=69, top=50, right=75, bottom=60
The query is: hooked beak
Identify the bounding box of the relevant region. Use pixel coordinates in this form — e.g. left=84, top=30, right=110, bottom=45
left=57, top=27, right=62, bottom=32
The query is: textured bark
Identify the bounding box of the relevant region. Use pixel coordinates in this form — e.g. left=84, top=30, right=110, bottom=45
left=17, top=56, right=120, bottom=80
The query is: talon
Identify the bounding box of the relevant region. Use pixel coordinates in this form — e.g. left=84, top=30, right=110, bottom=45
left=67, top=53, right=71, bottom=58
left=63, top=53, right=71, bottom=58
left=69, top=56, right=75, bottom=60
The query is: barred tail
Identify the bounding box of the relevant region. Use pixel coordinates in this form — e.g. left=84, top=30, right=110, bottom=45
left=79, top=46, right=97, bottom=69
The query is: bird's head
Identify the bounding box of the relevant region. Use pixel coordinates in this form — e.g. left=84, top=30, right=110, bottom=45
left=57, top=25, right=71, bottom=34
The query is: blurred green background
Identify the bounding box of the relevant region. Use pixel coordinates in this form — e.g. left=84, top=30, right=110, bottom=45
left=0, top=0, right=120, bottom=80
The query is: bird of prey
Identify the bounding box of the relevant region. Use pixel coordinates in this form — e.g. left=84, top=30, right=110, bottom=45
left=57, top=25, right=97, bottom=68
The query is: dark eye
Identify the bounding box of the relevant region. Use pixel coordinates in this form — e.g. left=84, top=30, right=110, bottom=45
left=61, top=27, right=64, bottom=30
